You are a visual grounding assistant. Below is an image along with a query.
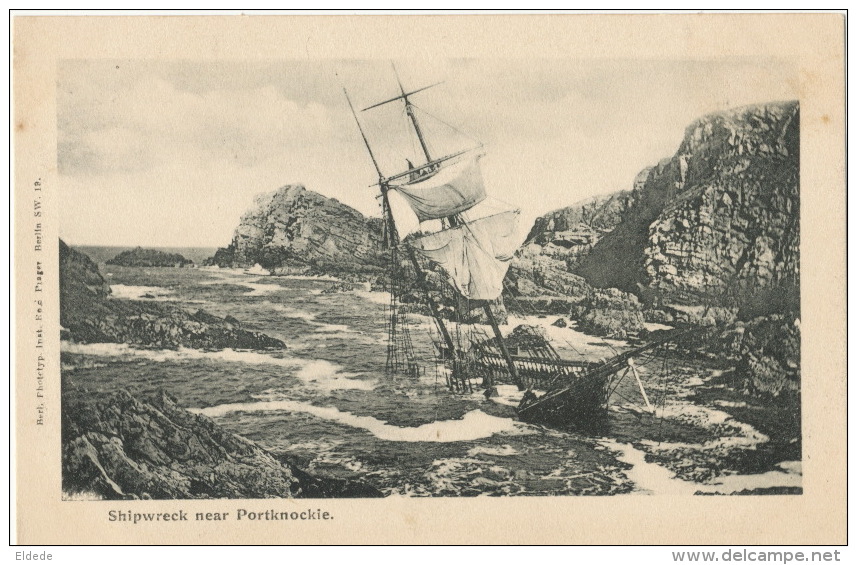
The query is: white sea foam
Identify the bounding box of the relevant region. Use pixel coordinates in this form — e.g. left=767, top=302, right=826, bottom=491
left=61, top=341, right=299, bottom=366
left=242, top=281, right=283, bottom=296
left=505, top=315, right=628, bottom=359
left=291, top=360, right=374, bottom=391
left=60, top=342, right=374, bottom=391
left=354, top=290, right=391, bottom=305
left=269, top=304, right=359, bottom=334
left=194, top=399, right=528, bottom=443
left=707, top=461, right=802, bottom=493
left=109, top=285, right=173, bottom=300
left=195, top=268, right=282, bottom=296
left=657, top=403, right=769, bottom=448
left=601, top=440, right=800, bottom=495
left=245, top=264, right=271, bottom=275
left=601, top=439, right=702, bottom=495
left=488, top=384, right=527, bottom=408
left=270, top=304, right=318, bottom=322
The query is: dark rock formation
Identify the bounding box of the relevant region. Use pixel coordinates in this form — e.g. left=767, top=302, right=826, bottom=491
left=206, top=185, right=385, bottom=276
left=575, top=101, right=799, bottom=316
left=506, top=245, right=594, bottom=314
left=62, top=388, right=383, bottom=499
left=106, top=247, right=194, bottom=268
left=507, top=245, right=645, bottom=337
left=60, top=239, right=111, bottom=299
left=736, top=315, right=801, bottom=397
left=60, top=239, right=283, bottom=349
left=571, top=287, right=646, bottom=339
left=525, top=191, right=632, bottom=270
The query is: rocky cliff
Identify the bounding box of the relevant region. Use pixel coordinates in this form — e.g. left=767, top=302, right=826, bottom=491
left=575, top=101, right=799, bottom=316
left=60, top=240, right=283, bottom=349
left=106, top=247, right=193, bottom=268
left=63, top=388, right=382, bottom=499
left=524, top=191, right=632, bottom=270
left=207, top=185, right=385, bottom=275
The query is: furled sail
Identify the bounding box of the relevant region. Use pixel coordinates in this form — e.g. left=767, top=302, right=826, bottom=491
left=390, top=155, right=487, bottom=222
left=410, top=209, right=521, bottom=301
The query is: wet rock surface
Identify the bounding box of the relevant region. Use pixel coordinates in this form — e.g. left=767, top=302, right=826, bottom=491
left=62, top=388, right=382, bottom=499
left=736, top=315, right=801, bottom=397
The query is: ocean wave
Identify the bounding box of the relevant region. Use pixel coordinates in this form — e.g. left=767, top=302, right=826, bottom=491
left=270, top=304, right=318, bottom=322
left=600, top=439, right=800, bottom=495
left=109, top=285, right=173, bottom=300
left=353, top=290, right=390, bottom=305
left=60, top=342, right=374, bottom=391
left=195, top=269, right=282, bottom=296
left=269, top=303, right=360, bottom=334
left=194, top=399, right=529, bottom=443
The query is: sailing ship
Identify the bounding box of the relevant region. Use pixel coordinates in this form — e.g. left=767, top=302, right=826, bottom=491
left=344, top=66, right=674, bottom=430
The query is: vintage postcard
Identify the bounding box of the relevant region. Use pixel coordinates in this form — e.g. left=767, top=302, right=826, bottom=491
left=12, top=13, right=846, bottom=545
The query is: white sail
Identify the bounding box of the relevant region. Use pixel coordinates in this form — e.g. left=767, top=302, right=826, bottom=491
left=410, top=209, right=521, bottom=300
left=390, top=155, right=487, bottom=222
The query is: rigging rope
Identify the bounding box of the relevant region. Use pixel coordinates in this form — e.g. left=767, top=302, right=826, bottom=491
left=410, top=103, right=483, bottom=149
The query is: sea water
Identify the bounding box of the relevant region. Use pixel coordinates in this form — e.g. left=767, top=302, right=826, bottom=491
left=61, top=248, right=800, bottom=496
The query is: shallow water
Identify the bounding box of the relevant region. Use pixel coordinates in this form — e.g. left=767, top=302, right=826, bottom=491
left=62, top=252, right=801, bottom=496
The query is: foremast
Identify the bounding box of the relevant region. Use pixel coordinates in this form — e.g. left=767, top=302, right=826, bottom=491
left=344, top=87, right=458, bottom=369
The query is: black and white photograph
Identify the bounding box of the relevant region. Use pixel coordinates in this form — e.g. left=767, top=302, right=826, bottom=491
left=13, top=13, right=845, bottom=546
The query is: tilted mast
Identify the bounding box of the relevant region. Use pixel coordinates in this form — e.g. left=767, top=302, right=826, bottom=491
left=347, top=70, right=523, bottom=394
left=344, top=86, right=458, bottom=366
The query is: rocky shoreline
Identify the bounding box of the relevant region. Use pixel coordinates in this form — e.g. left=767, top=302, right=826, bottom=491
left=61, top=240, right=384, bottom=499
left=61, top=240, right=284, bottom=350
left=62, top=386, right=382, bottom=499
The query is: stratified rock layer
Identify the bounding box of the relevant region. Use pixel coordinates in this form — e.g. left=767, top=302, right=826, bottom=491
left=576, top=101, right=799, bottom=314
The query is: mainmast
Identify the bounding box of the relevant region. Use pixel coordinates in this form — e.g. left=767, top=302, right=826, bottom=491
left=348, top=69, right=522, bottom=396
left=361, top=63, right=442, bottom=166
left=394, top=63, right=432, bottom=163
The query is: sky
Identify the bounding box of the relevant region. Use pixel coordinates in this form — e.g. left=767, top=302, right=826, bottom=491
left=57, top=58, right=798, bottom=247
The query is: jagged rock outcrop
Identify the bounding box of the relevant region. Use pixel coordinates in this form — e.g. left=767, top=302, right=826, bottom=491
left=506, top=245, right=593, bottom=314
left=575, top=101, right=799, bottom=316
left=206, top=185, right=385, bottom=276
left=507, top=246, right=645, bottom=337
left=524, top=191, right=631, bottom=269
left=59, top=239, right=111, bottom=299
left=60, top=240, right=283, bottom=349
left=62, top=388, right=382, bottom=499
left=736, top=315, right=801, bottom=397
left=571, top=288, right=646, bottom=339
left=107, top=247, right=194, bottom=268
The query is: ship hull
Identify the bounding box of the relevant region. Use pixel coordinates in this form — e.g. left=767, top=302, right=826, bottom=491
left=515, top=372, right=610, bottom=431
